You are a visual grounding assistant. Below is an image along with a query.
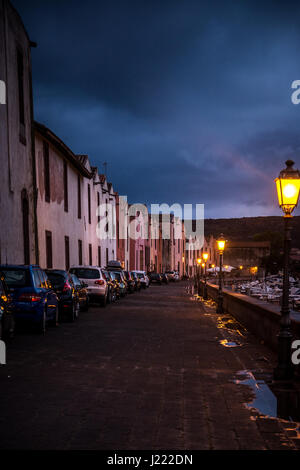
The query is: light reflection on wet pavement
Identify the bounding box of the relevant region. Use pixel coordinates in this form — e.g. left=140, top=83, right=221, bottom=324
left=188, top=280, right=300, bottom=436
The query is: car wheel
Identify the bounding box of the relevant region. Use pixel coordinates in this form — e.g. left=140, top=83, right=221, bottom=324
left=82, top=297, right=89, bottom=311
left=38, top=308, right=47, bottom=335
left=75, top=300, right=80, bottom=319
left=69, top=302, right=76, bottom=322
left=101, top=294, right=107, bottom=308
left=49, top=306, right=59, bottom=327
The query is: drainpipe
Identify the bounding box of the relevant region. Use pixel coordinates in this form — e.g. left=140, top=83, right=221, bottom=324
left=28, top=40, right=39, bottom=265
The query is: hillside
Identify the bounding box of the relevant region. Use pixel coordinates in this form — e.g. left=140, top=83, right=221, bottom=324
left=204, top=216, right=300, bottom=249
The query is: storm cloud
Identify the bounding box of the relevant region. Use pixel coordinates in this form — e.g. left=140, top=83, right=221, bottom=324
left=12, top=0, right=300, bottom=218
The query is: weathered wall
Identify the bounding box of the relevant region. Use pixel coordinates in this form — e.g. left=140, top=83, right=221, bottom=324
left=206, top=282, right=300, bottom=352
left=0, top=0, right=36, bottom=264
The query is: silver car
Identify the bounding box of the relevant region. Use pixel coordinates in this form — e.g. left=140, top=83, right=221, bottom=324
left=69, top=266, right=108, bottom=306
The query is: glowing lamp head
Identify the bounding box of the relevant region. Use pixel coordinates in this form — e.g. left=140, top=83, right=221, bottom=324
left=212, top=264, right=215, bottom=268
left=239, top=265, right=243, bottom=270
left=203, top=253, right=209, bottom=261
left=201, top=263, right=205, bottom=268
left=217, top=234, right=226, bottom=253
left=275, top=160, right=300, bottom=216
left=197, top=258, right=202, bottom=265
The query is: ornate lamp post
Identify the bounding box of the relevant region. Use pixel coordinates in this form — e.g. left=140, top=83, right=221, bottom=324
left=197, top=258, right=202, bottom=296
left=203, top=252, right=209, bottom=300
left=274, top=160, right=300, bottom=381
left=216, top=234, right=226, bottom=314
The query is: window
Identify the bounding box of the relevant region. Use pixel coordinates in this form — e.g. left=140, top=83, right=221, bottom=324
left=88, top=244, right=92, bottom=266
left=43, top=141, right=50, bottom=203
left=45, top=231, right=53, bottom=269
left=65, top=236, right=70, bottom=271
left=78, top=239, right=83, bottom=265
left=78, top=175, right=81, bottom=219
left=64, top=161, right=68, bottom=212
left=97, top=192, right=100, bottom=223
left=88, top=184, right=91, bottom=224
left=98, top=246, right=101, bottom=267
left=33, top=269, right=42, bottom=288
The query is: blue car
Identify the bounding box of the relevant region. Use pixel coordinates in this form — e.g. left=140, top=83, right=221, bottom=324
left=0, top=265, right=59, bottom=334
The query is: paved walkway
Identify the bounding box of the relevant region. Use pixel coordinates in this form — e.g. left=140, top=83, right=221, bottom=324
left=0, top=281, right=299, bottom=450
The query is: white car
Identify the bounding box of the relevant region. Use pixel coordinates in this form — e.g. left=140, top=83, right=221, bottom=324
left=133, top=271, right=150, bottom=288
left=69, top=266, right=108, bottom=306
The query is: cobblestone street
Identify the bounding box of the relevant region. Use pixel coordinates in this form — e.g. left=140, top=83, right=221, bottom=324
left=0, top=282, right=299, bottom=450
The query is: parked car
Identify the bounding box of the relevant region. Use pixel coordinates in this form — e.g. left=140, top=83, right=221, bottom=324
left=130, top=271, right=141, bottom=291
left=149, top=272, right=162, bottom=284
left=123, top=271, right=135, bottom=293
left=0, top=273, right=14, bottom=340
left=0, top=265, right=58, bottom=334
left=69, top=266, right=108, bottom=307
left=46, top=269, right=80, bottom=322
left=70, top=273, right=89, bottom=311
left=160, top=273, right=169, bottom=284
left=109, top=271, right=127, bottom=297
left=134, top=271, right=150, bottom=289
left=101, top=269, right=118, bottom=303
left=165, top=271, right=176, bottom=281
left=174, top=271, right=180, bottom=281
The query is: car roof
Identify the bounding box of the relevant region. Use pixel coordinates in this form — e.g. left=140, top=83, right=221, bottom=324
left=70, top=265, right=102, bottom=270
left=0, top=264, right=40, bottom=269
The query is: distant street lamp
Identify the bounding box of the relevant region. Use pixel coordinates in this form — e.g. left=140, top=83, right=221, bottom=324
left=274, top=160, right=300, bottom=381
left=203, top=253, right=209, bottom=300
left=197, top=258, right=202, bottom=296
left=216, top=235, right=226, bottom=314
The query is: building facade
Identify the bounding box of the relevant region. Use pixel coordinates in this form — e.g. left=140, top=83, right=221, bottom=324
left=0, top=0, right=38, bottom=265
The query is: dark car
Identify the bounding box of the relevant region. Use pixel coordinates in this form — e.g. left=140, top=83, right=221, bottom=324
left=45, top=269, right=80, bottom=322
left=101, top=270, right=118, bottom=303
left=0, top=265, right=58, bottom=334
left=0, top=273, right=14, bottom=340
left=149, top=272, right=162, bottom=284
left=160, top=273, right=169, bottom=284
left=110, top=271, right=127, bottom=297
left=70, top=273, right=89, bottom=311
left=123, top=271, right=135, bottom=293
left=130, top=271, right=141, bottom=291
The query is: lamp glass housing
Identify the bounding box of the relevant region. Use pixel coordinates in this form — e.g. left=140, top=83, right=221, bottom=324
left=203, top=253, right=209, bottom=261
left=275, top=160, right=300, bottom=216
left=217, top=235, right=226, bottom=253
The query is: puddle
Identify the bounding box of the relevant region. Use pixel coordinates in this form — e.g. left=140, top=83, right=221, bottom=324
left=220, top=339, right=240, bottom=347
left=235, top=370, right=277, bottom=417
left=234, top=370, right=300, bottom=425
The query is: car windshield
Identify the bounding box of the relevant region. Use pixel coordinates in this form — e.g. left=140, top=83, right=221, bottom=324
left=71, top=274, right=81, bottom=286
left=137, top=273, right=145, bottom=279
left=1, top=268, right=30, bottom=288
left=46, top=271, right=66, bottom=288
left=69, top=268, right=100, bottom=279
left=112, top=272, right=122, bottom=281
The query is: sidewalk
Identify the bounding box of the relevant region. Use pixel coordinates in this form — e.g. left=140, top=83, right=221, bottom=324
left=186, top=283, right=300, bottom=450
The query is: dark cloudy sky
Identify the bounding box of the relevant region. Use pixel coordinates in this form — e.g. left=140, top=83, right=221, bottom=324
left=13, top=0, right=300, bottom=218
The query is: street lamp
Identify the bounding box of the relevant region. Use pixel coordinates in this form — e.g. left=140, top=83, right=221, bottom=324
left=203, top=252, right=209, bottom=300
left=274, top=160, right=300, bottom=381
left=197, top=258, right=202, bottom=296
left=216, top=234, right=226, bottom=314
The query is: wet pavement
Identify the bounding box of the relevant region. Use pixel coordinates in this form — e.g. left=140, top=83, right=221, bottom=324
left=1, top=281, right=300, bottom=450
